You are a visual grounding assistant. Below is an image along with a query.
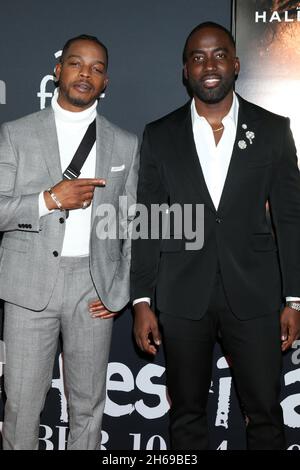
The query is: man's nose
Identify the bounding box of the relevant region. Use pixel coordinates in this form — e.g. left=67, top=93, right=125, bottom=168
left=79, top=65, right=91, bottom=77
left=204, top=57, right=217, bottom=71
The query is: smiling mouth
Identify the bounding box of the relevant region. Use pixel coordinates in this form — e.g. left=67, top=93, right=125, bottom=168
left=202, top=76, right=222, bottom=88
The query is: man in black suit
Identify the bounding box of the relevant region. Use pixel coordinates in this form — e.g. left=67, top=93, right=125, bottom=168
left=130, top=22, right=300, bottom=450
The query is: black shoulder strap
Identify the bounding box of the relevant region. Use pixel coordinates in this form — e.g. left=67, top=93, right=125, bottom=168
left=63, top=118, right=96, bottom=180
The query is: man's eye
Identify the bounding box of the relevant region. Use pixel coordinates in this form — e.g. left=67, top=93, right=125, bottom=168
left=69, top=62, right=81, bottom=67
left=216, top=53, right=226, bottom=59
left=193, top=56, right=204, bottom=62
left=93, top=67, right=103, bottom=74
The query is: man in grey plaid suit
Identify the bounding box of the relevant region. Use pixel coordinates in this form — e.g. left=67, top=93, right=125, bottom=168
left=0, top=34, right=139, bottom=450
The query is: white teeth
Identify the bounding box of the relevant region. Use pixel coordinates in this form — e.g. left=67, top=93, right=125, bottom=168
left=204, top=78, right=220, bottom=84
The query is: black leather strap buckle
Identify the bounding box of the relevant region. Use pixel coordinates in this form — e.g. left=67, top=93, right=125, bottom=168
left=63, top=166, right=80, bottom=180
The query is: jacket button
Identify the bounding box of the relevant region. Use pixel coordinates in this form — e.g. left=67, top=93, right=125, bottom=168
left=59, top=217, right=65, bottom=224
left=53, top=251, right=59, bottom=257
left=216, top=218, right=222, bottom=224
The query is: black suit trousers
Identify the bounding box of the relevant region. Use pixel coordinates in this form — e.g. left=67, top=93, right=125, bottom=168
left=159, top=271, right=286, bottom=450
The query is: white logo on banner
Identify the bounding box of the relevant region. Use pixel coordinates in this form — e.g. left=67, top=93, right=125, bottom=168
left=215, top=356, right=232, bottom=429
left=281, top=368, right=300, bottom=428
left=39, top=424, right=68, bottom=450
left=105, top=362, right=169, bottom=418
left=37, top=50, right=61, bottom=110
left=51, top=353, right=68, bottom=423
left=0, top=80, right=6, bottom=104
left=255, top=10, right=300, bottom=23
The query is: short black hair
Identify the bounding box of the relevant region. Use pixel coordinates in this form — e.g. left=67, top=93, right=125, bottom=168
left=60, top=34, right=109, bottom=69
left=182, top=22, right=236, bottom=64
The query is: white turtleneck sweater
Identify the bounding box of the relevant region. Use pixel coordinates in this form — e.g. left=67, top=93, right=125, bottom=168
left=39, top=89, right=97, bottom=256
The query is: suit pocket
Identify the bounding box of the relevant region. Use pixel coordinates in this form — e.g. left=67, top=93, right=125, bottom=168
left=104, top=174, right=126, bottom=196
left=251, top=233, right=277, bottom=252
left=160, top=238, right=183, bottom=253
left=1, top=235, right=29, bottom=253
left=108, top=171, right=125, bottom=180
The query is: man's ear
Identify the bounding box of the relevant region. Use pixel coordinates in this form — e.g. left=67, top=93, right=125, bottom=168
left=100, top=77, right=109, bottom=96
left=55, top=63, right=62, bottom=81
left=183, top=64, right=188, bottom=81
left=234, top=57, right=240, bottom=76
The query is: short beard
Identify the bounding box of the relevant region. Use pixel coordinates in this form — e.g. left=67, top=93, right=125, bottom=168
left=67, top=95, right=96, bottom=108
left=59, top=85, right=98, bottom=109
left=188, top=74, right=235, bottom=104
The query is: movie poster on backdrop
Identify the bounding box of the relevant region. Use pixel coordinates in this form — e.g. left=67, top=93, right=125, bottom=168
left=234, top=0, right=300, bottom=450
left=234, top=0, right=300, bottom=157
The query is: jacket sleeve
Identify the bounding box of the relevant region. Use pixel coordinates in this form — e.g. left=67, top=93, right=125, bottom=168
left=0, top=122, right=41, bottom=232
left=269, top=118, right=300, bottom=296
left=130, top=125, right=168, bottom=304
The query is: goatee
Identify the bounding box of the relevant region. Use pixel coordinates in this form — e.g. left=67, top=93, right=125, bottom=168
left=188, top=74, right=235, bottom=104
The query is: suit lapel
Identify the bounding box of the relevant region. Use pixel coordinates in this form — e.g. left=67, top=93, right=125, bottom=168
left=217, top=95, right=261, bottom=214
left=174, top=96, right=262, bottom=215
left=173, top=104, right=216, bottom=213
left=94, top=114, right=114, bottom=179
left=34, top=107, right=62, bottom=185
left=91, top=114, right=115, bottom=219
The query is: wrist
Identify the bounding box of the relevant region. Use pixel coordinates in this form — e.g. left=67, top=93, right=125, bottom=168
left=46, top=187, right=64, bottom=211
left=44, top=190, right=56, bottom=210
left=133, top=302, right=151, bottom=314
left=286, top=301, right=300, bottom=311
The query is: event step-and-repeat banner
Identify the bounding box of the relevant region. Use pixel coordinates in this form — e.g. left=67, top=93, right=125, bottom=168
left=0, top=0, right=299, bottom=450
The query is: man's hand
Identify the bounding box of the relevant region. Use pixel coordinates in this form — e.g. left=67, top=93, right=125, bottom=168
left=44, top=178, right=106, bottom=211
left=88, top=299, right=118, bottom=320
left=280, top=306, right=300, bottom=352
left=133, top=302, right=161, bottom=355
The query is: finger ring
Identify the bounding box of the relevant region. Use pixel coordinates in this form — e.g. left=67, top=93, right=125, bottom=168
left=82, top=200, right=89, bottom=209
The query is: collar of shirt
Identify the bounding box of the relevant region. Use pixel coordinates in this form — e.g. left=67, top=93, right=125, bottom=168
left=51, top=87, right=97, bottom=124
left=190, top=92, right=239, bottom=133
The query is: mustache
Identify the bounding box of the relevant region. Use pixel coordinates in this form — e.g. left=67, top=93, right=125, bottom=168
left=72, top=80, right=94, bottom=90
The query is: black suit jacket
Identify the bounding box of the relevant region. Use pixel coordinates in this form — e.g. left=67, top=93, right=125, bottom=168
left=131, top=95, right=300, bottom=320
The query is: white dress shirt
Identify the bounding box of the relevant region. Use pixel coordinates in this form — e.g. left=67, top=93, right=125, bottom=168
left=191, top=93, right=238, bottom=210
left=39, top=88, right=97, bottom=256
